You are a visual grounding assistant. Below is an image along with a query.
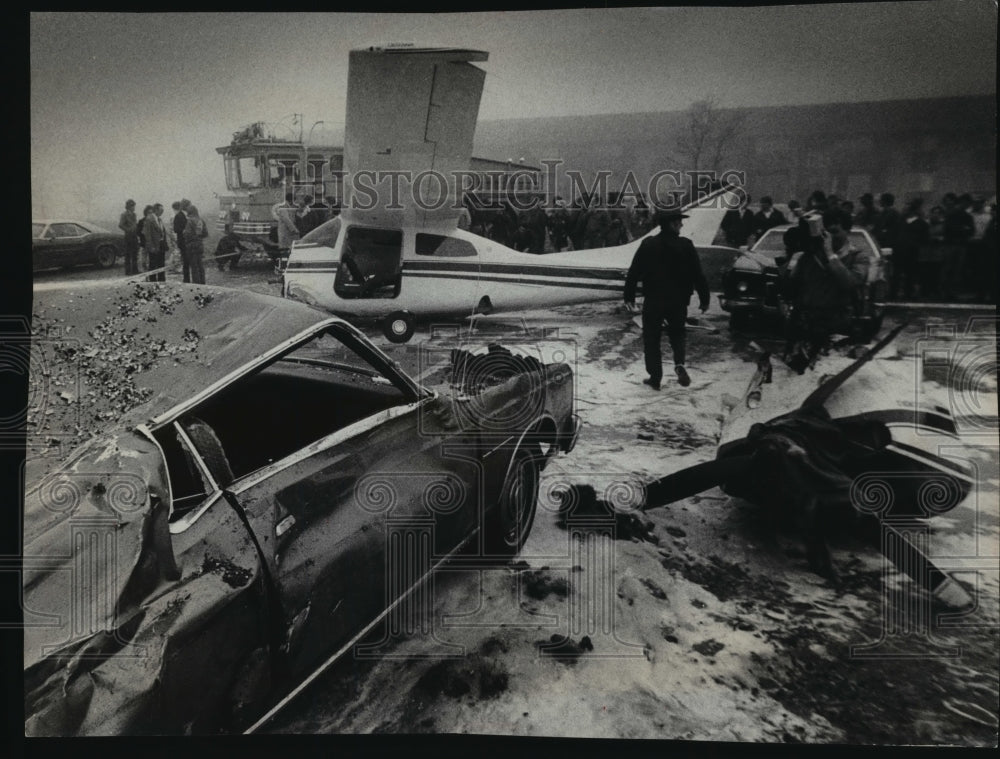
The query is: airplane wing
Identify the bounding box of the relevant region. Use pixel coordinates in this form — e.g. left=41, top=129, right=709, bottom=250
left=678, top=182, right=743, bottom=248
left=343, top=45, right=488, bottom=230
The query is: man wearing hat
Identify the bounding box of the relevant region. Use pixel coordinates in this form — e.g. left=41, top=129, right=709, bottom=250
left=624, top=207, right=710, bottom=389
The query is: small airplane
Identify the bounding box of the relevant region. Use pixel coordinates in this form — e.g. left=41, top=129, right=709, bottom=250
left=282, top=45, right=742, bottom=342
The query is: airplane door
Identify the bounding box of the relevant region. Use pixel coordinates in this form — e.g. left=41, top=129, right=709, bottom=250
left=333, top=226, right=403, bottom=300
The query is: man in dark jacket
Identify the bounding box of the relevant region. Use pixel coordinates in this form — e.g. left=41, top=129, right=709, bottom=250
left=854, top=193, right=878, bottom=230
left=172, top=201, right=189, bottom=282
left=119, top=199, right=139, bottom=276
left=873, top=193, right=902, bottom=255
left=891, top=198, right=928, bottom=300
left=583, top=194, right=611, bottom=249
left=753, top=195, right=787, bottom=239
left=568, top=196, right=589, bottom=251
left=215, top=227, right=249, bottom=271
left=940, top=192, right=975, bottom=299
left=780, top=211, right=870, bottom=371
left=624, top=209, right=710, bottom=389
left=524, top=205, right=548, bottom=253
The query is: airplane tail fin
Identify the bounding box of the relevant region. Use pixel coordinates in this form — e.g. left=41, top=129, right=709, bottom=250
left=344, top=45, right=488, bottom=229
left=680, top=182, right=744, bottom=248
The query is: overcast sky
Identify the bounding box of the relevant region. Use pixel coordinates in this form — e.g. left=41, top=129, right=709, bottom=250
left=30, top=3, right=997, bottom=221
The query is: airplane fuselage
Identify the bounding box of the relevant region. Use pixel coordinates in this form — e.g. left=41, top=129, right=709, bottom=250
left=283, top=221, right=738, bottom=322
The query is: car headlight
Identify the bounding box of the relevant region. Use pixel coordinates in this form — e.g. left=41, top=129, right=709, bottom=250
left=737, top=281, right=749, bottom=293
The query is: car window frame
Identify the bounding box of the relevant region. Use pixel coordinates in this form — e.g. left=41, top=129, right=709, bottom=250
left=750, top=228, right=787, bottom=259
left=753, top=226, right=881, bottom=261
left=141, top=319, right=431, bottom=533
left=49, top=222, right=87, bottom=239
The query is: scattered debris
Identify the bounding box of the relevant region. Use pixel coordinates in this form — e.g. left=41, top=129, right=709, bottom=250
left=28, top=285, right=208, bottom=444
left=640, top=577, right=668, bottom=600
left=692, top=639, right=726, bottom=657
left=520, top=568, right=569, bottom=601
left=552, top=484, right=659, bottom=544
left=201, top=555, right=254, bottom=588
left=537, top=634, right=594, bottom=664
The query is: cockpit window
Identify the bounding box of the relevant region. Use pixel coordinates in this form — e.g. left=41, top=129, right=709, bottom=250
left=416, top=234, right=477, bottom=257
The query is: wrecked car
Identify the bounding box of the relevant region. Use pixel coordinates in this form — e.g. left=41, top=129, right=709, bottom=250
left=23, top=281, right=579, bottom=735
left=719, top=223, right=890, bottom=334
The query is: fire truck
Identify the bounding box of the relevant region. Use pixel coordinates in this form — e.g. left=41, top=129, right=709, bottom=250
left=215, top=121, right=342, bottom=257
left=215, top=120, right=545, bottom=259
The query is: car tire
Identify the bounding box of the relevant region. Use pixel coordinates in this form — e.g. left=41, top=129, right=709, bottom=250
left=485, top=444, right=541, bottom=557
left=383, top=311, right=415, bottom=343
left=95, top=245, right=117, bottom=268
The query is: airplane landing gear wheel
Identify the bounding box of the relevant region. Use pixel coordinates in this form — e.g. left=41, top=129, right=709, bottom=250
left=383, top=311, right=415, bottom=343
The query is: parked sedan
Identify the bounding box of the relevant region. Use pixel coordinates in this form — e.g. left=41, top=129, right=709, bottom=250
left=23, top=281, right=579, bottom=735
left=719, top=224, right=890, bottom=332
left=32, top=219, right=122, bottom=271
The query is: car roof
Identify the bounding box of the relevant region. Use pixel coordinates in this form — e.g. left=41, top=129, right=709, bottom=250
left=33, top=219, right=91, bottom=226
left=31, top=282, right=346, bottom=429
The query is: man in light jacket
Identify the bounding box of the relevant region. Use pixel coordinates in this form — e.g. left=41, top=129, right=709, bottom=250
left=277, top=203, right=300, bottom=257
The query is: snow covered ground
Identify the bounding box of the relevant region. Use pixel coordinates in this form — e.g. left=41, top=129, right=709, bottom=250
left=262, top=301, right=998, bottom=744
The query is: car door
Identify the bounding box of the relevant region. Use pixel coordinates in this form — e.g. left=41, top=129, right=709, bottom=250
left=231, top=400, right=483, bottom=681
left=46, top=223, right=84, bottom=267
left=32, top=223, right=57, bottom=270
left=217, top=328, right=481, bottom=681
left=233, top=424, right=385, bottom=680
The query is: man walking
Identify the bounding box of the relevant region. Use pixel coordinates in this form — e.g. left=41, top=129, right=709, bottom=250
left=118, top=199, right=139, bottom=275
left=624, top=208, right=710, bottom=389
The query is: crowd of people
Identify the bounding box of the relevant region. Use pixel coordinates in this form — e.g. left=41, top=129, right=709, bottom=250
left=465, top=185, right=994, bottom=307
left=118, top=198, right=209, bottom=283
left=116, top=192, right=341, bottom=285
left=269, top=193, right=339, bottom=257
left=466, top=192, right=652, bottom=254
left=723, top=189, right=996, bottom=304
left=116, top=184, right=993, bottom=306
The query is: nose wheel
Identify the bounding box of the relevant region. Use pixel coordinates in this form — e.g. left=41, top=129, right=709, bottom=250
left=383, top=310, right=415, bottom=343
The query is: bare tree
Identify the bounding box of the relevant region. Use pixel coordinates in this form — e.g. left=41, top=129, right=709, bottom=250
left=675, top=97, right=746, bottom=173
